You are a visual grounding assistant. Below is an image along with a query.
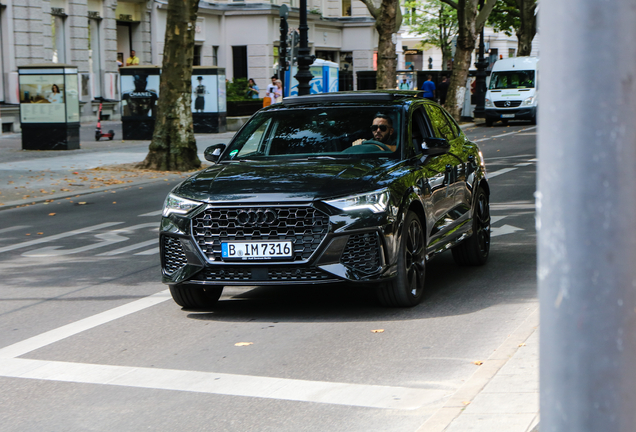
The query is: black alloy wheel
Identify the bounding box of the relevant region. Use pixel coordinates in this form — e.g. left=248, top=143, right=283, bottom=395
left=452, top=186, right=490, bottom=266
left=169, top=284, right=223, bottom=309
left=377, top=211, right=426, bottom=307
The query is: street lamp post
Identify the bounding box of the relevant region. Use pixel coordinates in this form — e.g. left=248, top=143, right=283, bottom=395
left=278, top=5, right=289, bottom=96
left=295, top=0, right=314, bottom=96
left=472, top=0, right=488, bottom=119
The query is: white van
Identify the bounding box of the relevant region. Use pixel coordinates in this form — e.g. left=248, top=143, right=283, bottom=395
left=484, top=56, right=538, bottom=126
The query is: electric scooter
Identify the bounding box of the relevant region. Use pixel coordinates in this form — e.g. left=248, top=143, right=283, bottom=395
left=95, top=98, right=115, bottom=141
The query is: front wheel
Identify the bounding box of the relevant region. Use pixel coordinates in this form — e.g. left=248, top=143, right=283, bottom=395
left=377, top=211, right=426, bottom=307
left=452, top=186, right=490, bottom=266
left=169, top=284, right=223, bottom=309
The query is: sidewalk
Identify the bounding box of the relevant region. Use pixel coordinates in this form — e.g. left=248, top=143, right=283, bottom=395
left=0, top=121, right=235, bottom=209
left=0, top=121, right=540, bottom=432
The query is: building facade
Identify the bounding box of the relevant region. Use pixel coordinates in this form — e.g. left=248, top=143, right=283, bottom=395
left=0, top=0, right=539, bottom=132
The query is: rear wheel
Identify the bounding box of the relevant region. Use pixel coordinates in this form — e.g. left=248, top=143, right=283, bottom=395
left=452, top=186, right=490, bottom=266
left=377, top=211, right=426, bottom=307
left=169, top=284, right=223, bottom=309
left=108, top=130, right=115, bottom=140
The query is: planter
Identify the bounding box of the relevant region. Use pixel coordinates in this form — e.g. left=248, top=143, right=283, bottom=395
left=227, top=100, right=263, bottom=117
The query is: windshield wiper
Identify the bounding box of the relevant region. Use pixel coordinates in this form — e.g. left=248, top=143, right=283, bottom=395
left=306, top=155, right=348, bottom=160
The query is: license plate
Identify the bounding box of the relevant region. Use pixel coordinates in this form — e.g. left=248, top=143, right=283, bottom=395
left=222, top=241, right=293, bottom=260
left=501, top=113, right=515, bottom=118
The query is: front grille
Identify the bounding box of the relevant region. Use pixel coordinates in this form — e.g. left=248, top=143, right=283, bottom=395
left=494, top=100, right=522, bottom=108
left=193, top=266, right=330, bottom=282
left=163, top=236, right=187, bottom=275
left=192, top=206, right=330, bottom=262
left=341, top=233, right=381, bottom=273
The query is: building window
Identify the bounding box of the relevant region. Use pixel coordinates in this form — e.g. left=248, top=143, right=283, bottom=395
left=88, top=17, right=102, bottom=97
left=212, top=46, right=219, bottom=66
left=508, top=48, right=516, bottom=58
left=193, top=44, right=202, bottom=66
left=232, top=46, right=248, bottom=79
left=342, top=0, right=351, bottom=16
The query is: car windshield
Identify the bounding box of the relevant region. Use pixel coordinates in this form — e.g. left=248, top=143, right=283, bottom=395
left=221, top=107, right=402, bottom=161
left=489, top=70, right=535, bottom=89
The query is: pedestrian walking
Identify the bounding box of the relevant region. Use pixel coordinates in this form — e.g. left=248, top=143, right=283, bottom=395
left=422, top=75, right=436, bottom=101
left=264, top=76, right=278, bottom=107
left=437, top=75, right=449, bottom=105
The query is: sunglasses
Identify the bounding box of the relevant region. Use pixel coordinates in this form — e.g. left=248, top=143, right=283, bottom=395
left=370, top=125, right=388, bottom=132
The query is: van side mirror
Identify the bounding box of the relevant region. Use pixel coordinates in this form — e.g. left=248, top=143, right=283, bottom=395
left=204, top=144, right=227, bottom=163
left=421, top=137, right=450, bottom=156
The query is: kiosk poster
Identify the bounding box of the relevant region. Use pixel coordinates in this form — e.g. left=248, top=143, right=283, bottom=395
left=191, top=74, right=218, bottom=113
left=217, top=74, right=227, bottom=112
left=121, top=74, right=160, bottom=117
left=19, top=75, right=66, bottom=123
left=65, top=73, right=80, bottom=123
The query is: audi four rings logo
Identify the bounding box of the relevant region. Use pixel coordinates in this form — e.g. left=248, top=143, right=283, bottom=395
left=237, top=209, right=278, bottom=225
left=504, top=101, right=511, bottom=107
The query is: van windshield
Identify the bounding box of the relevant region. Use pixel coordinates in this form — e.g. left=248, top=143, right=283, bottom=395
left=489, top=70, right=535, bottom=89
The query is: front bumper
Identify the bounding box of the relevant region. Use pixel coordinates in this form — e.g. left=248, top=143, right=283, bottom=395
left=485, top=106, right=536, bottom=121
left=160, top=204, right=398, bottom=286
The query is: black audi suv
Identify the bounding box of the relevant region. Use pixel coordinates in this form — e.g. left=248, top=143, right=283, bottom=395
left=160, top=91, right=490, bottom=308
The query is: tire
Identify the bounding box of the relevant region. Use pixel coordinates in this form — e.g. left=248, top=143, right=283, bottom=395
left=377, top=211, right=426, bottom=307
left=108, top=130, right=115, bottom=140
left=95, top=132, right=101, bottom=141
left=485, top=118, right=494, bottom=127
left=169, top=284, right=223, bottom=309
left=452, top=186, right=490, bottom=266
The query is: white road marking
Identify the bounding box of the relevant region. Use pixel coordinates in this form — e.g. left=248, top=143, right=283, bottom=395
left=0, top=289, right=448, bottom=410
left=0, top=290, right=171, bottom=359
left=22, top=223, right=157, bottom=257
left=138, top=210, right=162, bottom=217
left=97, top=239, right=158, bottom=256
left=0, top=222, right=123, bottom=254
left=491, top=224, right=524, bottom=237
left=491, top=131, right=520, bottom=138
left=488, top=167, right=517, bottom=178
left=0, top=357, right=448, bottom=410
left=134, top=248, right=158, bottom=256
left=0, top=226, right=30, bottom=234
left=514, top=163, right=533, bottom=167
left=490, top=215, right=507, bottom=224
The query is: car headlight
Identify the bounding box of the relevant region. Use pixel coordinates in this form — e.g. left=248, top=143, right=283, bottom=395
left=326, top=189, right=390, bottom=213
left=523, top=96, right=535, bottom=106
left=162, top=193, right=202, bottom=217
left=485, top=98, right=493, bottom=107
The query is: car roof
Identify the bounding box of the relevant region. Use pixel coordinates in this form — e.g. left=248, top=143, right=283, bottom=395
left=278, top=91, right=429, bottom=107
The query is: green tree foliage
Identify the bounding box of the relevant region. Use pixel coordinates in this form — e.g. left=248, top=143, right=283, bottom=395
left=227, top=78, right=259, bottom=101
left=487, top=0, right=537, bottom=56
left=404, top=0, right=458, bottom=70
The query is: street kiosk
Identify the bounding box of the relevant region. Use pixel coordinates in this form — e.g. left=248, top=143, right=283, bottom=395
left=120, top=65, right=161, bottom=140
left=18, top=64, right=80, bottom=150
left=191, top=66, right=227, bottom=133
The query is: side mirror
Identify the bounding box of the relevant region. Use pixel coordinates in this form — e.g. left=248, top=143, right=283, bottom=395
left=421, top=137, right=450, bottom=156
left=204, top=143, right=227, bottom=163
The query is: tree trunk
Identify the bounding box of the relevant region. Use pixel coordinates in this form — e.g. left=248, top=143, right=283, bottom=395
left=516, top=0, right=537, bottom=56
left=442, top=0, right=496, bottom=120
left=375, top=0, right=398, bottom=89
left=138, top=0, right=201, bottom=172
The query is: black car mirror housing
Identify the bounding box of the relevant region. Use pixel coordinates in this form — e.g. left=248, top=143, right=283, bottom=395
left=204, top=144, right=227, bottom=163
left=421, top=137, right=451, bottom=156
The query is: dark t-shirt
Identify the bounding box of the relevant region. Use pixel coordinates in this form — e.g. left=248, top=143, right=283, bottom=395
left=437, top=81, right=450, bottom=104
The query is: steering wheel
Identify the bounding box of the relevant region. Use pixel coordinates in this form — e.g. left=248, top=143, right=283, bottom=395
left=363, top=140, right=393, bottom=152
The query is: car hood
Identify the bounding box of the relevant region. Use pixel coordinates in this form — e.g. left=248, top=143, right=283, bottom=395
left=173, top=159, right=399, bottom=203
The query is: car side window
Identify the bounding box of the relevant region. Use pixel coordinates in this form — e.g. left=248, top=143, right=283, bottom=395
left=410, top=108, right=430, bottom=155
left=424, top=104, right=458, bottom=142
left=443, top=111, right=461, bottom=137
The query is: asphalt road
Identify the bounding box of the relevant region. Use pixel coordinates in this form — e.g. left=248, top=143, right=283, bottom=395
left=0, top=121, right=538, bottom=432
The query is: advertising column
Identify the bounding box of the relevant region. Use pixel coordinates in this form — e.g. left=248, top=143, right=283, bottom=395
left=120, top=66, right=160, bottom=140
left=18, top=64, right=80, bottom=150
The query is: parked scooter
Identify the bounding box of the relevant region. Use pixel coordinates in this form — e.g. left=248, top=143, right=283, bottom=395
left=95, top=98, right=115, bottom=141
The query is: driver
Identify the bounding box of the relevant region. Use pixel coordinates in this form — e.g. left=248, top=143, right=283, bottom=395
left=352, top=114, right=396, bottom=151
